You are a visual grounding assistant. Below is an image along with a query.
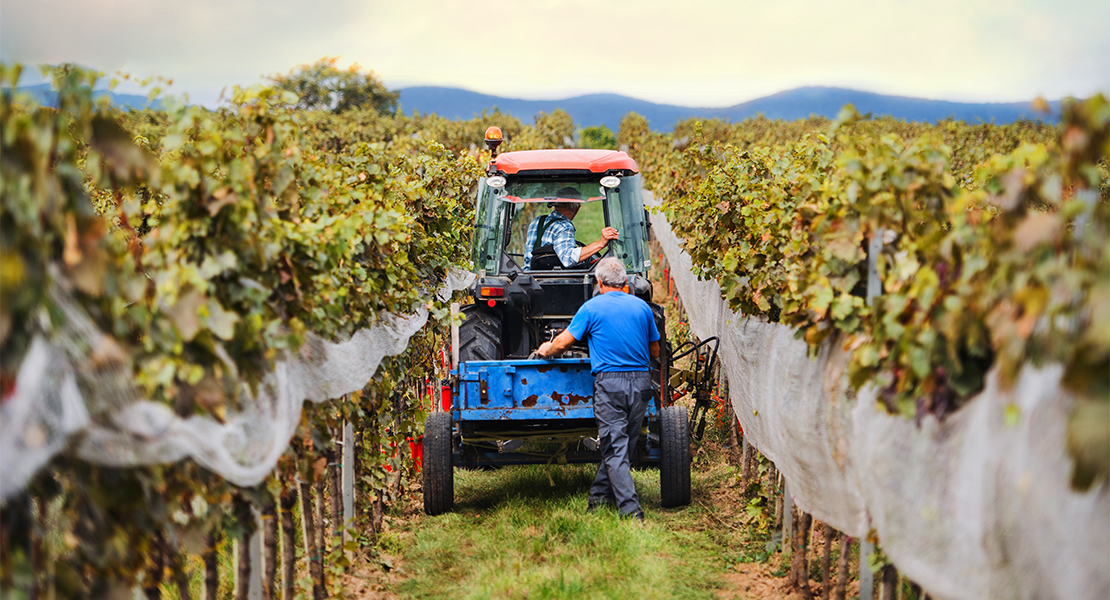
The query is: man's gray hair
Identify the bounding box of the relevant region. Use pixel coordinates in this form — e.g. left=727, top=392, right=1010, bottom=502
left=595, top=257, right=627, bottom=288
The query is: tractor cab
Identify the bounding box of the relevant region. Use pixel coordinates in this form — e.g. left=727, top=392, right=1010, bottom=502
left=467, top=134, right=655, bottom=359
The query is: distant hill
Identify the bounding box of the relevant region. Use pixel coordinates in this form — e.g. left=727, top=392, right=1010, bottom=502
left=398, top=85, right=1059, bottom=132
left=11, top=83, right=162, bottom=110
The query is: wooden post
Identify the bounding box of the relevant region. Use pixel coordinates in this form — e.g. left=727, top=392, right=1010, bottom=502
left=879, top=564, right=898, bottom=600
left=313, top=478, right=327, bottom=593
left=782, top=479, right=793, bottom=556
left=741, top=439, right=752, bottom=482
left=728, top=416, right=740, bottom=465
left=859, top=539, right=875, bottom=600
left=33, top=498, right=48, bottom=600
left=233, top=496, right=260, bottom=600
left=299, top=482, right=326, bottom=600
left=834, top=534, right=850, bottom=600
left=204, top=530, right=219, bottom=600
left=261, top=494, right=277, bottom=600
left=450, top=303, right=460, bottom=370
left=821, top=524, right=834, bottom=600
left=867, top=231, right=883, bottom=307
left=249, top=507, right=262, bottom=600
left=235, top=527, right=249, bottom=600
left=171, top=546, right=194, bottom=600
left=328, top=446, right=342, bottom=553
left=279, top=487, right=297, bottom=600
left=342, top=421, right=356, bottom=547
left=788, top=512, right=814, bottom=599
left=142, top=531, right=164, bottom=600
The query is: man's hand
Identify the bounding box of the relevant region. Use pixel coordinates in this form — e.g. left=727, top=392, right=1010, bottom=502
left=535, top=330, right=577, bottom=358
left=579, top=227, right=619, bottom=263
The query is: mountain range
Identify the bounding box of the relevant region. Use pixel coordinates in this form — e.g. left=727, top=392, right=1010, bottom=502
left=9, top=83, right=162, bottom=110
left=11, top=81, right=1059, bottom=133
left=397, top=86, right=1060, bottom=132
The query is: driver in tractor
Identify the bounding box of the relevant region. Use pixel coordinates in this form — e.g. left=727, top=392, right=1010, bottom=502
left=523, top=186, right=620, bottom=270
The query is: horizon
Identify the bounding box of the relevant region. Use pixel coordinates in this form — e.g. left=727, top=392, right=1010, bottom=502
left=11, top=77, right=1077, bottom=112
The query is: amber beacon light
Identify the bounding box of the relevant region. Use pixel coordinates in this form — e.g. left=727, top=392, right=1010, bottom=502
left=484, top=126, right=503, bottom=157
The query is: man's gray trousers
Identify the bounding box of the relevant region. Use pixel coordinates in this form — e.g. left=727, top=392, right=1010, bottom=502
left=589, top=371, right=652, bottom=515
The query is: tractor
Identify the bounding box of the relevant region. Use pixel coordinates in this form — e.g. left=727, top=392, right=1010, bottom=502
left=422, top=127, right=709, bottom=515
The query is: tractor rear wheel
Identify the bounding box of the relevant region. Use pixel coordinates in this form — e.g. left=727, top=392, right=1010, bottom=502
left=422, top=412, right=454, bottom=515
left=458, top=305, right=501, bottom=362
left=660, top=405, right=691, bottom=508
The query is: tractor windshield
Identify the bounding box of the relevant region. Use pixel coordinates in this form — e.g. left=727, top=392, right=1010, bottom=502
left=472, top=174, right=648, bottom=275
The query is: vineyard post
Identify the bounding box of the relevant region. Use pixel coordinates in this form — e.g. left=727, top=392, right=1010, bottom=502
left=299, top=481, right=326, bottom=600
left=866, top=231, right=883, bottom=306
left=834, top=534, right=850, bottom=600
left=203, top=530, right=219, bottom=600
left=788, top=511, right=814, bottom=599
left=859, top=538, right=875, bottom=600
left=313, top=477, right=326, bottom=590
left=450, top=303, right=460, bottom=369
left=328, top=446, right=342, bottom=553
left=249, top=506, right=263, bottom=600
left=821, top=523, right=834, bottom=600
left=740, top=439, right=752, bottom=482
left=782, top=479, right=793, bottom=557
left=879, top=563, right=898, bottom=600
left=261, top=493, right=277, bottom=600
left=170, top=543, right=195, bottom=600
left=31, top=499, right=43, bottom=600
left=342, top=421, right=355, bottom=549
left=279, top=487, right=297, bottom=600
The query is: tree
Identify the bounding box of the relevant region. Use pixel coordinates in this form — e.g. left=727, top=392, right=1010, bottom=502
left=268, top=57, right=398, bottom=114
left=580, top=125, right=617, bottom=150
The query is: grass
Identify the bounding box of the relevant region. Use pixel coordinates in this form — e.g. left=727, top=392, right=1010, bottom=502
left=371, top=429, right=786, bottom=600
left=393, top=464, right=720, bottom=600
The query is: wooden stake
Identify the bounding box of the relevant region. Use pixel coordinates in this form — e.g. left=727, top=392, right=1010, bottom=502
left=879, top=564, right=898, bottom=600
left=342, top=421, right=355, bottom=549
left=789, top=512, right=814, bottom=599
left=235, top=501, right=250, bottom=600
left=834, top=534, right=850, bottom=600
left=204, top=530, right=219, bottom=600
left=279, top=487, right=297, bottom=600
left=821, top=523, right=834, bottom=600
left=314, top=478, right=327, bottom=590
left=142, top=531, right=164, bottom=600
left=300, top=482, right=326, bottom=600
left=261, top=493, right=278, bottom=600
left=171, top=549, right=194, bottom=600
left=740, top=439, right=752, bottom=482
left=31, top=498, right=44, bottom=600
left=329, top=446, right=342, bottom=554
left=859, top=539, right=874, bottom=600
left=782, top=478, right=793, bottom=555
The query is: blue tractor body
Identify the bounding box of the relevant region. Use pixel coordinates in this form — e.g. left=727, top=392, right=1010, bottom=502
left=449, top=358, right=663, bottom=468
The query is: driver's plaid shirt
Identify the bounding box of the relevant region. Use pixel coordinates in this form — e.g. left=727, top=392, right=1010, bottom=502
left=524, top=210, right=580, bottom=269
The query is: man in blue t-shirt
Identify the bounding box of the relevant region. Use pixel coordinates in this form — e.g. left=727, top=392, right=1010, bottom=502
left=536, top=257, right=660, bottom=520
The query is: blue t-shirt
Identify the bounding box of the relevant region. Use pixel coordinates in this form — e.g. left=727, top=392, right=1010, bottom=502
left=567, top=290, right=661, bottom=374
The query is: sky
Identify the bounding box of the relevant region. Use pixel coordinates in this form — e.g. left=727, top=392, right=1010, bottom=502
left=1, top=0, right=1108, bottom=108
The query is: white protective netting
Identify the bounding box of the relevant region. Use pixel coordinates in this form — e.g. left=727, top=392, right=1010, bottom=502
left=0, top=269, right=474, bottom=501
left=649, top=199, right=1109, bottom=600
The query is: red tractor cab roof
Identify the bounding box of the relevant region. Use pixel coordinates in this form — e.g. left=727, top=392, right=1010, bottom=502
left=492, top=149, right=639, bottom=174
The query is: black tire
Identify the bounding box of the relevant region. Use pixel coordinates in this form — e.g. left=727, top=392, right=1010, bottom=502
left=458, top=305, right=501, bottom=362
left=422, top=412, right=454, bottom=515
left=660, top=405, right=691, bottom=508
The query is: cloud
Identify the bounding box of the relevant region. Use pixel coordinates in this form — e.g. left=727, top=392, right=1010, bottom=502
left=2, top=0, right=1107, bottom=106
